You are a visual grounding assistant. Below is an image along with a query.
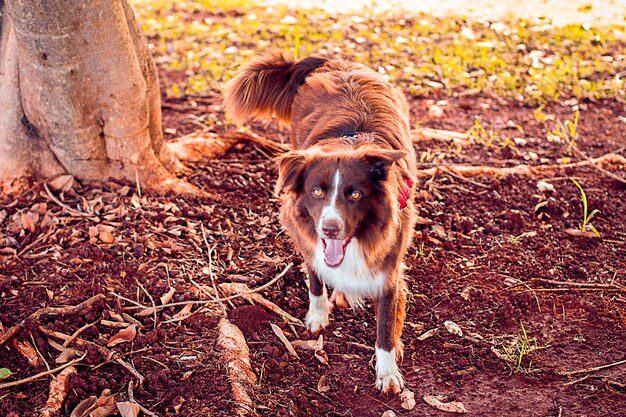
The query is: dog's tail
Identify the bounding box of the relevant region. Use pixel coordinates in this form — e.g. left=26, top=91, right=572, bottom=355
left=223, top=51, right=327, bottom=124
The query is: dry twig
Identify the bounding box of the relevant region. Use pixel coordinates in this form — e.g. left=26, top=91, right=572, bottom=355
left=558, top=357, right=626, bottom=376
left=0, top=294, right=105, bottom=348
left=219, top=281, right=303, bottom=325
left=0, top=353, right=86, bottom=390
left=417, top=152, right=626, bottom=179
left=146, top=262, right=293, bottom=310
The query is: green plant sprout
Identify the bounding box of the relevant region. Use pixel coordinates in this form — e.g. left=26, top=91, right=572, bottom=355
left=499, top=322, right=543, bottom=373
left=467, top=117, right=516, bottom=150
left=570, top=178, right=601, bottom=237
left=550, top=109, right=580, bottom=149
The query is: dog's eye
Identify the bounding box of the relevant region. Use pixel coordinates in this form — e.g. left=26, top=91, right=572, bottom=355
left=349, top=190, right=362, bottom=200
left=312, top=188, right=324, bottom=198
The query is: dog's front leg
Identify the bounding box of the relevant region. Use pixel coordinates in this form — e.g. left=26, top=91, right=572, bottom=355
left=375, top=284, right=404, bottom=394
left=305, top=267, right=330, bottom=333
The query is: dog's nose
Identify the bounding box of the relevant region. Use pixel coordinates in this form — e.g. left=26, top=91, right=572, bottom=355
left=322, top=220, right=341, bottom=238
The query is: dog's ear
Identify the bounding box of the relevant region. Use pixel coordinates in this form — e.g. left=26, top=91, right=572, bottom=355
left=275, top=151, right=308, bottom=195
left=361, top=149, right=406, bottom=181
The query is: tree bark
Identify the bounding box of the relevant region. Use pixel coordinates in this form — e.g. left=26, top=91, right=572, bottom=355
left=0, top=0, right=194, bottom=193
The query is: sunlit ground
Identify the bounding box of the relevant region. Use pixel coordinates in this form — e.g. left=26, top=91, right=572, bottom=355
left=128, top=0, right=626, bottom=104
left=265, top=0, right=626, bottom=25
left=133, top=0, right=626, bottom=25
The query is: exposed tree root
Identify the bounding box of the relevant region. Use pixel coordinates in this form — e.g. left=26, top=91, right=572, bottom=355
left=167, top=131, right=236, bottom=166
left=37, top=326, right=146, bottom=387
left=416, top=153, right=626, bottom=179
left=12, top=339, right=43, bottom=368
left=412, top=128, right=471, bottom=145
left=219, top=282, right=303, bottom=325
left=39, top=365, right=78, bottom=417
left=217, top=318, right=258, bottom=417
left=0, top=294, right=105, bottom=348
left=0, top=353, right=85, bottom=390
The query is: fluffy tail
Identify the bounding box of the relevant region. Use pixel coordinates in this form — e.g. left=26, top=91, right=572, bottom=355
left=223, top=51, right=327, bottom=124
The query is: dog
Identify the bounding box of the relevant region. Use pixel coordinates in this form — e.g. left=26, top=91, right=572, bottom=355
left=223, top=51, right=417, bottom=394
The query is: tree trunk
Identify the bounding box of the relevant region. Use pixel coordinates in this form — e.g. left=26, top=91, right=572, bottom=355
left=0, top=0, right=195, bottom=193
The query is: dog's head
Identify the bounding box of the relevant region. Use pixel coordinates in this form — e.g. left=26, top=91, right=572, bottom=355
left=276, top=146, right=407, bottom=267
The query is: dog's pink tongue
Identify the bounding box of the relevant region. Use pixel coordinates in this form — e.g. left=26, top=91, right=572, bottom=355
left=324, top=239, right=344, bottom=267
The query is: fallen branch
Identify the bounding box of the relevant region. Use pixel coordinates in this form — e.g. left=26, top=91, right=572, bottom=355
left=0, top=294, right=105, bottom=348
left=0, top=353, right=85, bottom=390
left=219, top=282, right=303, bottom=325
left=37, top=326, right=145, bottom=387
left=416, top=153, right=626, bottom=179
left=217, top=318, right=258, bottom=417
left=150, top=262, right=293, bottom=310
left=39, top=365, right=79, bottom=417
left=558, top=357, right=626, bottom=376
left=531, top=278, right=624, bottom=290
left=412, top=128, right=471, bottom=146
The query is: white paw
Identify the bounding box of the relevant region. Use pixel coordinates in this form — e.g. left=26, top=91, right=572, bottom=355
left=305, top=291, right=330, bottom=333
left=375, top=347, right=404, bottom=395
left=376, top=372, right=404, bottom=395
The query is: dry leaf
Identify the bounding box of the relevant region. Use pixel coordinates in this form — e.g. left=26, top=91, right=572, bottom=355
left=70, top=396, right=97, bottom=417
left=292, top=340, right=320, bottom=350
left=444, top=320, right=463, bottom=337
left=317, top=374, right=330, bottom=393
left=55, top=347, right=84, bottom=364
left=417, top=328, right=438, bottom=341
left=71, top=391, right=117, bottom=417
left=107, top=324, right=137, bottom=347
left=99, top=230, right=115, bottom=244
left=48, top=175, right=75, bottom=192
left=136, top=307, right=156, bottom=317
left=565, top=228, right=600, bottom=238
left=116, top=401, right=140, bottom=417
left=423, top=394, right=468, bottom=413
left=172, top=303, right=193, bottom=320
left=314, top=350, right=329, bottom=366
left=400, top=389, right=416, bottom=410
left=21, top=212, right=37, bottom=233
left=292, top=334, right=324, bottom=351
left=381, top=411, right=397, bottom=417
left=270, top=323, right=299, bottom=359
left=160, top=287, right=176, bottom=305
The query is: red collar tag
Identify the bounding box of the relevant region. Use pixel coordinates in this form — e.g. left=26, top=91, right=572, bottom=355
left=398, top=178, right=413, bottom=210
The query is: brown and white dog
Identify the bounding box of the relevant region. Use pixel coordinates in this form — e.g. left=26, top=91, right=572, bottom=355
left=223, top=51, right=417, bottom=394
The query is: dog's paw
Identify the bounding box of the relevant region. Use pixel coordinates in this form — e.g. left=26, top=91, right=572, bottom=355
left=375, top=347, right=404, bottom=395
left=376, top=372, right=404, bottom=395
left=305, top=292, right=330, bottom=333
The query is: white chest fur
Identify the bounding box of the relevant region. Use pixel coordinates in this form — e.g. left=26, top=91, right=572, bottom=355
left=312, top=238, right=386, bottom=306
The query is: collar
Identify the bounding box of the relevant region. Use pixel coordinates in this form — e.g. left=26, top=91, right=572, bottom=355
left=398, top=178, right=413, bottom=210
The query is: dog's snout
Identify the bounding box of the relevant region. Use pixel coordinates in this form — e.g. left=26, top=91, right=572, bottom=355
left=322, top=220, right=341, bottom=238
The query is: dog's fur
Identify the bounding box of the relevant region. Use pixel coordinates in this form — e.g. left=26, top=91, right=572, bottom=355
left=223, top=51, right=417, bottom=394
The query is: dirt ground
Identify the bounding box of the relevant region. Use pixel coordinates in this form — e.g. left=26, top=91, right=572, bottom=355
left=2, top=0, right=626, bottom=410
left=1, top=80, right=625, bottom=415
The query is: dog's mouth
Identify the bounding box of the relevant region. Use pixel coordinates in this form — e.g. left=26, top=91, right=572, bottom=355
left=321, top=237, right=352, bottom=268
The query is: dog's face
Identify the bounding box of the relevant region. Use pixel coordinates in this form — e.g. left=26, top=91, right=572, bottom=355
left=276, top=146, right=405, bottom=267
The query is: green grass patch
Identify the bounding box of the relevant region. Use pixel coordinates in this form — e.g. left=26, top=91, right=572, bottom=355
left=130, top=1, right=626, bottom=103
